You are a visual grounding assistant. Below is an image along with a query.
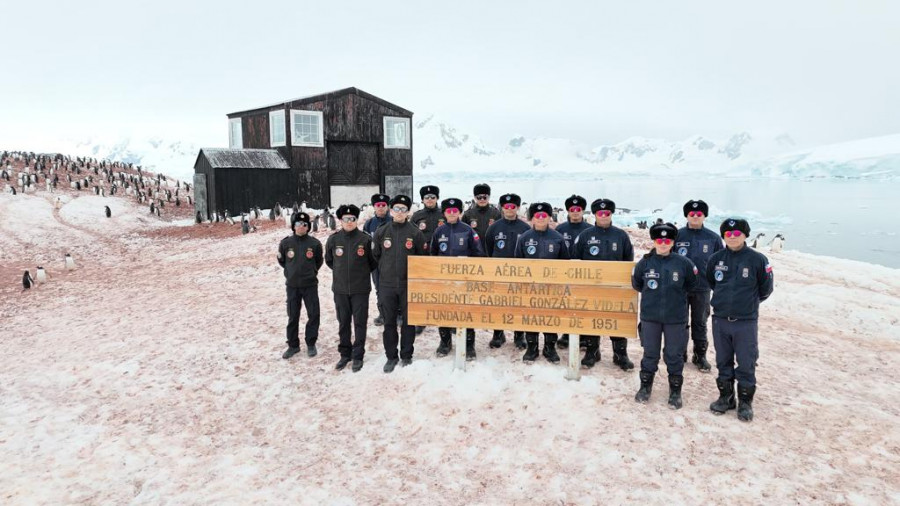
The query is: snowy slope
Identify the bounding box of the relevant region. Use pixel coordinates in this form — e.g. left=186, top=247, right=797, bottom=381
left=742, top=133, right=900, bottom=179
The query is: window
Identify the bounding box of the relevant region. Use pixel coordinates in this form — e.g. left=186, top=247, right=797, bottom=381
left=290, top=110, right=324, bottom=147
left=269, top=110, right=286, bottom=147
left=228, top=118, right=242, bottom=148
left=384, top=117, right=410, bottom=149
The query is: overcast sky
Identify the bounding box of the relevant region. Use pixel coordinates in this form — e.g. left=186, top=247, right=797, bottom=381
left=2, top=0, right=898, bottom=150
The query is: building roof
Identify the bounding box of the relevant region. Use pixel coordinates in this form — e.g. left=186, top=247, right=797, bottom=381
left=195, top=148, right=290, bottom=169
left=226, top=87, right=413, bottom=118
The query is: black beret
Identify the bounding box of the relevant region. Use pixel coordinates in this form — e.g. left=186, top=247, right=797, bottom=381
left=441, top=198, right=463, bottom=211
left=498, top=193, right=522, bottom=207
left=528, top=202, right=552, bottom=219
left=650, top=222, right=678, bottom=241
left=473, top=183, right=491, bottom=196
left=336, top=204, right=360, bottom=218
left=291, top=211, right=311, bottom=229
left=590, top=198, right=616, bottom=214
left=419, top=185, right=439, bottom=198
left=683, top=199, right=709, bottom=217
left=390, top=194, right=412, bottom=208
left=720, top=218, right=751, bottom=238
left=371, top=193, right=390, bottom=205
left=565, top=195, right=587, bottom=210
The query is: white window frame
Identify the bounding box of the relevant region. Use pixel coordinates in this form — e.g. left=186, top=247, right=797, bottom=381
left=290, top=110, right=324, bottom=147
left=269, top=110, right=286, bottom=147
left=228, top=117, right=242, bottom=149
left=384, top=116, right=411, bottom=149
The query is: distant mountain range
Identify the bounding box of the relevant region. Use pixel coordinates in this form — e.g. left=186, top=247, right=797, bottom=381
left=44, top=116, right=899, bottom=181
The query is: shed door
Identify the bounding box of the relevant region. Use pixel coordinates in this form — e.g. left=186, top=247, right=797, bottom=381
left=328, top=142, right=379, bottom=185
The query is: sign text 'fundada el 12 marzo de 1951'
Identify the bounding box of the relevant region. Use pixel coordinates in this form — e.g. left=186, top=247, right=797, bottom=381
left=406, top=257, right=638, bottom=337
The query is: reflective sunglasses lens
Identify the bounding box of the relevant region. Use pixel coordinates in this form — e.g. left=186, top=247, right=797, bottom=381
left=342, top=216, right=357, bottom=223
left=568, top=206, right=583, bottom=213
left=533, top=212, right=549, bottom=219
left=502, top=204, right=517, bottom=210
left=392, top=206, right=408, bottom=213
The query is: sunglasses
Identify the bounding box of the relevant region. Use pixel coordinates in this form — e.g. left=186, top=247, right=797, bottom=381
left=654, top=238, right=673, bottom=245
left=568, top=206, right=583, bottom=213
left=533, top=212, right=550, bottom=219
left=374, top=202, right=388, bottom=208
left=475, top=194, right=489, bottom=200
left=724, top=230, right=743, bottom=238
left=423, top=194, right=437, bottom=200
left=295, top=222, right=309, bottom=228
left=595, top=210, right=612, bottom=217
left=392, top=206, right=408, bottom=213
left=444, top=208, right=460, bottom=215
left=688, top=211, right=705, bottom=218
left=502, top=203, right=518, bottom=210
left=341, top=216, right=357, bottom=223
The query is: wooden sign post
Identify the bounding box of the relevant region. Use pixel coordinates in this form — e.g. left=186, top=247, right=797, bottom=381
left=407, top=257, right=638, bottom=379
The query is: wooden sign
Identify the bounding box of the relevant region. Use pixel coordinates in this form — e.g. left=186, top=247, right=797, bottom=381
left=407, top=257, right=638, bottom=338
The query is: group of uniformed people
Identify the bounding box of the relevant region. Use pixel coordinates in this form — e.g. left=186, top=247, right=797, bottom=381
left=277, top=184, right=774, bottom=422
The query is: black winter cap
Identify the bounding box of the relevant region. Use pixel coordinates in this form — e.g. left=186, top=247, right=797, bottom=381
left=720, top=218, right=751, bottom=238
left=419, top=185, right=439, bottom=199
left=473, top=183, right=491, bottom=196
left=683, top=199, right=709, bottom=217
left=591, top=198, right=616, bottom=214
left=441, top=198, right=463, bottom=211
left=291, top=212, right=311, bottom=229
left=371, top=193, right=390, bottom=205
left=336, top=204, right=361, bottom=218
left=565, top=195, right=587, bottom=211
left=528, top=202, right=552, bottom=219
left=498, top=193, right=522, bottom=207
left=650, top=222, right=678, bottom=241
left=390, top=194, right=412, bottom=208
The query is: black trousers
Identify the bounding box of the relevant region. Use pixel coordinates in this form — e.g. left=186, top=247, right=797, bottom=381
left=379, top=285, right=415, bottom=360
left=686, top=290, right=712, bottom=345
left=712, top=317, right=759, bottom=387
left=286, top=286, right=320, bottom=348
left=638, top=320, right=688, bottom=376
left=335, top=292, right=369, bottom=360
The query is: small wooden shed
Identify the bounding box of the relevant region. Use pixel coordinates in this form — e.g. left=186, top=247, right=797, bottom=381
left=192, top=148, right=292, bottom=218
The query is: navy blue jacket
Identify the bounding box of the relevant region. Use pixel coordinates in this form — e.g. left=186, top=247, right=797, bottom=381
left=632, top=251, right=699, bottom=324
left=411, top=205, right=445, bottom=244
left=675, top=225, right=724, bottom=292
left=514, top=228, right=570, bottom=259
left=363, top=213, right=390, bottom=236
left=571, top=225, right=635, bottom=262
left=484, top=218, right=530, bottom=258
left=430, top=221, right=484, bottom=257
left=555, top=220, right=591, bottom=256
left=706, top=245, right=774, bottom=320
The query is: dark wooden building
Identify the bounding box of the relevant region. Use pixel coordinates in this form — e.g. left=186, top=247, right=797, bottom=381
left=197, top=87, right=413, bottom=213
left=193, top=148, right=292, bottom=217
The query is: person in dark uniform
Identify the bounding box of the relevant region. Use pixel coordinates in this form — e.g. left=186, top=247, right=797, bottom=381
left=462, top=183, right=502, bottom=240
left=410, top=185, right=443, bottom=336
left=430, top=197, right=485, bottom=360
left=325, top=204, right=378, bottom=372
left=555, top=195, right=592, bottom=350
left=676, top=199, right=724, bottom=371
left=278, top=211, right=324, bottom=360
left=572, top=198, right=635, bottom=371
left=631, top=222, right=699, bottom=408
left=483, top=193, right=530, bottom=350
left=364, top=193, right=392, bottom=326
left=514, top=202, right=569, bottom=363
left=706, top=218, right=774, bottom=422
left=372, top=195, right=427, bottom=373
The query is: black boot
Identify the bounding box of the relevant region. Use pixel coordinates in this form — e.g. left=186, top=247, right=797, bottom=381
left=709, top=378, right=736, bottom=414
left=668, top=375, right=684, bottom=410
left=335, top=356, right=351, bottom=370
left=466, top=334, right=476, bottom=361
left=612, top=339, right=634, bottom=371
left=351, top=359, right=363, bottom=372
left=383, top=358, right=399, bottom=373
left=415, top=326, right=425, bottom=335
left=523, top=335, right=539, bottom=362
left=557, top=334, right=569, bottom=349
left=513, top=331, right=526, bottom=350
left=436, top=329, right=452, bottom=357
left=282, top=346, right=300, bottom=359
left=691, top=341, right=712, bottom=372
left=737, top=384, right=756, bottom=422
left=635, top=371, right=654, bottom=403
left=489, top=330, right=506, bottom=349
left=581, top=338, right=600, bottom=369
left=542, top=335, right=560, bottom=363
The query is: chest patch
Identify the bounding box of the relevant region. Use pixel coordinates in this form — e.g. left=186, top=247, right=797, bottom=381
left=287, top=248, right=295, bottom=259
left=497, top=240, right=505, bottom=250
left=526, top=245, right=537, bottom=255
left=357, top=246, right=365, bottom=257
left=703, top=244, right=709, bottom=253
left=405, top=238, right=413, bottom=250
left=306, top=248, right=313, bottom=259
left=383, top=239, right=392, bottom=249
left=439, top=242, right=448, bottom=252
left=647, top=279, right=659, bottom=290
left=589, top=245, right=600, bottom=256
left=418, top=221, right=426, bottom=230
left=471, top=220, right=478, bottom=229
left=612, top=242, right=618, bottom=252
left=672, top=271, right=679, bottom=282
left=742, top=267, right=749, bottom=278
left=714, top=270, right=724, bottom=282
left=335, top=247, right=344, bottom=257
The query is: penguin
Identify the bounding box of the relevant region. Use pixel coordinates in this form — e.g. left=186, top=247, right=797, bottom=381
left=22, top=271, right=34, bottom=290
left=326, top=211, right=336, bottom=230
left=268, top=207, right=276, bottom=221
left=175, top=197, right=181, bottom=207
left=283, top=210, right=291, bottom=228
left=770, top=234, right=784, bottom=253
left=93, top=186, right=99, bottom=195
left=150, top=202, right=156, bottom=214
left=241, top=215, right=249, bottom=235
left=9, top=186, right=15, bottom=195
left=274, top=202, right=282, bottom=217
left=187, top=195, right=192, bottom=206
left=105, top=205, right=111, bottom=218
left=65, top=253, right=75, bottom=270
left=155, top=206, right=161, bottom=217
left=750, top=233, right=766, bottom=249
left=225, top=211, right=235, bottom=225
left=36, top=266, right=47, bottom=283
left=195, top=211, right=202, bottom=224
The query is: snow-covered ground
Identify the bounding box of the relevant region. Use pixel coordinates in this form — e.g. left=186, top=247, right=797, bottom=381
left=1, top=190, right=899, bottom=504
